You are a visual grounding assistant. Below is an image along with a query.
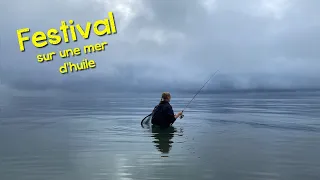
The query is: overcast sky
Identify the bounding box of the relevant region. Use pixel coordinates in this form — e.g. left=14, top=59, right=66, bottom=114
left=0, top=0, right=319, bottom=93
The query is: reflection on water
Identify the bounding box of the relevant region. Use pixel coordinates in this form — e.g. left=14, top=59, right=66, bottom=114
left=151, top=125, right=177, bottom=154
left=142, top=124, right=183, bottom=155
left=1, top=91, right=320, bottom=180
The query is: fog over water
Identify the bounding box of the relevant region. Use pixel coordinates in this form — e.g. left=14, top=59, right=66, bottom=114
left=0, top=0, right=320, bottom=93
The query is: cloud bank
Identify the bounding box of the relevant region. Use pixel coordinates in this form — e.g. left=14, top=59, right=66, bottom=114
left=0, top=0, right=319, bottom=93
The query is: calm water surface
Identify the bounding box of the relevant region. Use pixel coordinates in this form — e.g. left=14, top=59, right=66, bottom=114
left=0, top=91, right=320, bottom=180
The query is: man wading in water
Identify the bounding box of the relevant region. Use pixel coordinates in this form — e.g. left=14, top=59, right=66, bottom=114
left=151, top=92, right=183, bottom=128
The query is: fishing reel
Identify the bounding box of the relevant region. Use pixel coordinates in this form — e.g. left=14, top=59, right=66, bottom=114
left=180, top=110, right=184, bottom=119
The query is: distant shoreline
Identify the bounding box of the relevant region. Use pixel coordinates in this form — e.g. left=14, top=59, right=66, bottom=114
left=178, top=88, right=320, bottom=94
left=1, top=87, right=319, bottom=97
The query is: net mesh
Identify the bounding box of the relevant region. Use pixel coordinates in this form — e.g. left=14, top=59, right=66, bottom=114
left=141, top=113, right=152, bottom=125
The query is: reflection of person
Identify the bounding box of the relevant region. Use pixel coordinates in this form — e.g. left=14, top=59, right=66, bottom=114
left=151, top=92, right=183, bottom=128
left=151, top=125, right=177, bottom=154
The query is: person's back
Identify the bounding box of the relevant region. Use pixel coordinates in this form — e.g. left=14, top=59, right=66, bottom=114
left=151, top=92, right=183, bottom=128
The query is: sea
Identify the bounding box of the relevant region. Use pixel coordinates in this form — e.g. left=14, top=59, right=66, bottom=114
left=0, top=91, right=319, bottom=180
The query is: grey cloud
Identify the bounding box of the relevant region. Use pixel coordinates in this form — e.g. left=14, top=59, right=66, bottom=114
left=0, top=0, right=319, bottom=94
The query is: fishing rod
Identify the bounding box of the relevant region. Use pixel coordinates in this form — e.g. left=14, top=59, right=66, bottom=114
left=140, top=69, right=220, bottom=126
left=180, top=69, right=220, bottom=119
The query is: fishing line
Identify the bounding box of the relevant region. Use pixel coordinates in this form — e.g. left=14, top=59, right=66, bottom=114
left=179, top=69, right=220, bottom=119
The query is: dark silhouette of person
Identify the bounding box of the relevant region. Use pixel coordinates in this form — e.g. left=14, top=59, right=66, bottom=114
left=151, top=92, right=183, bottom=128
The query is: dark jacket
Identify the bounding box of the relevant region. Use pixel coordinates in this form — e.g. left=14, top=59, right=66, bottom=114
left=151, top=101, right=176, bottom=128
